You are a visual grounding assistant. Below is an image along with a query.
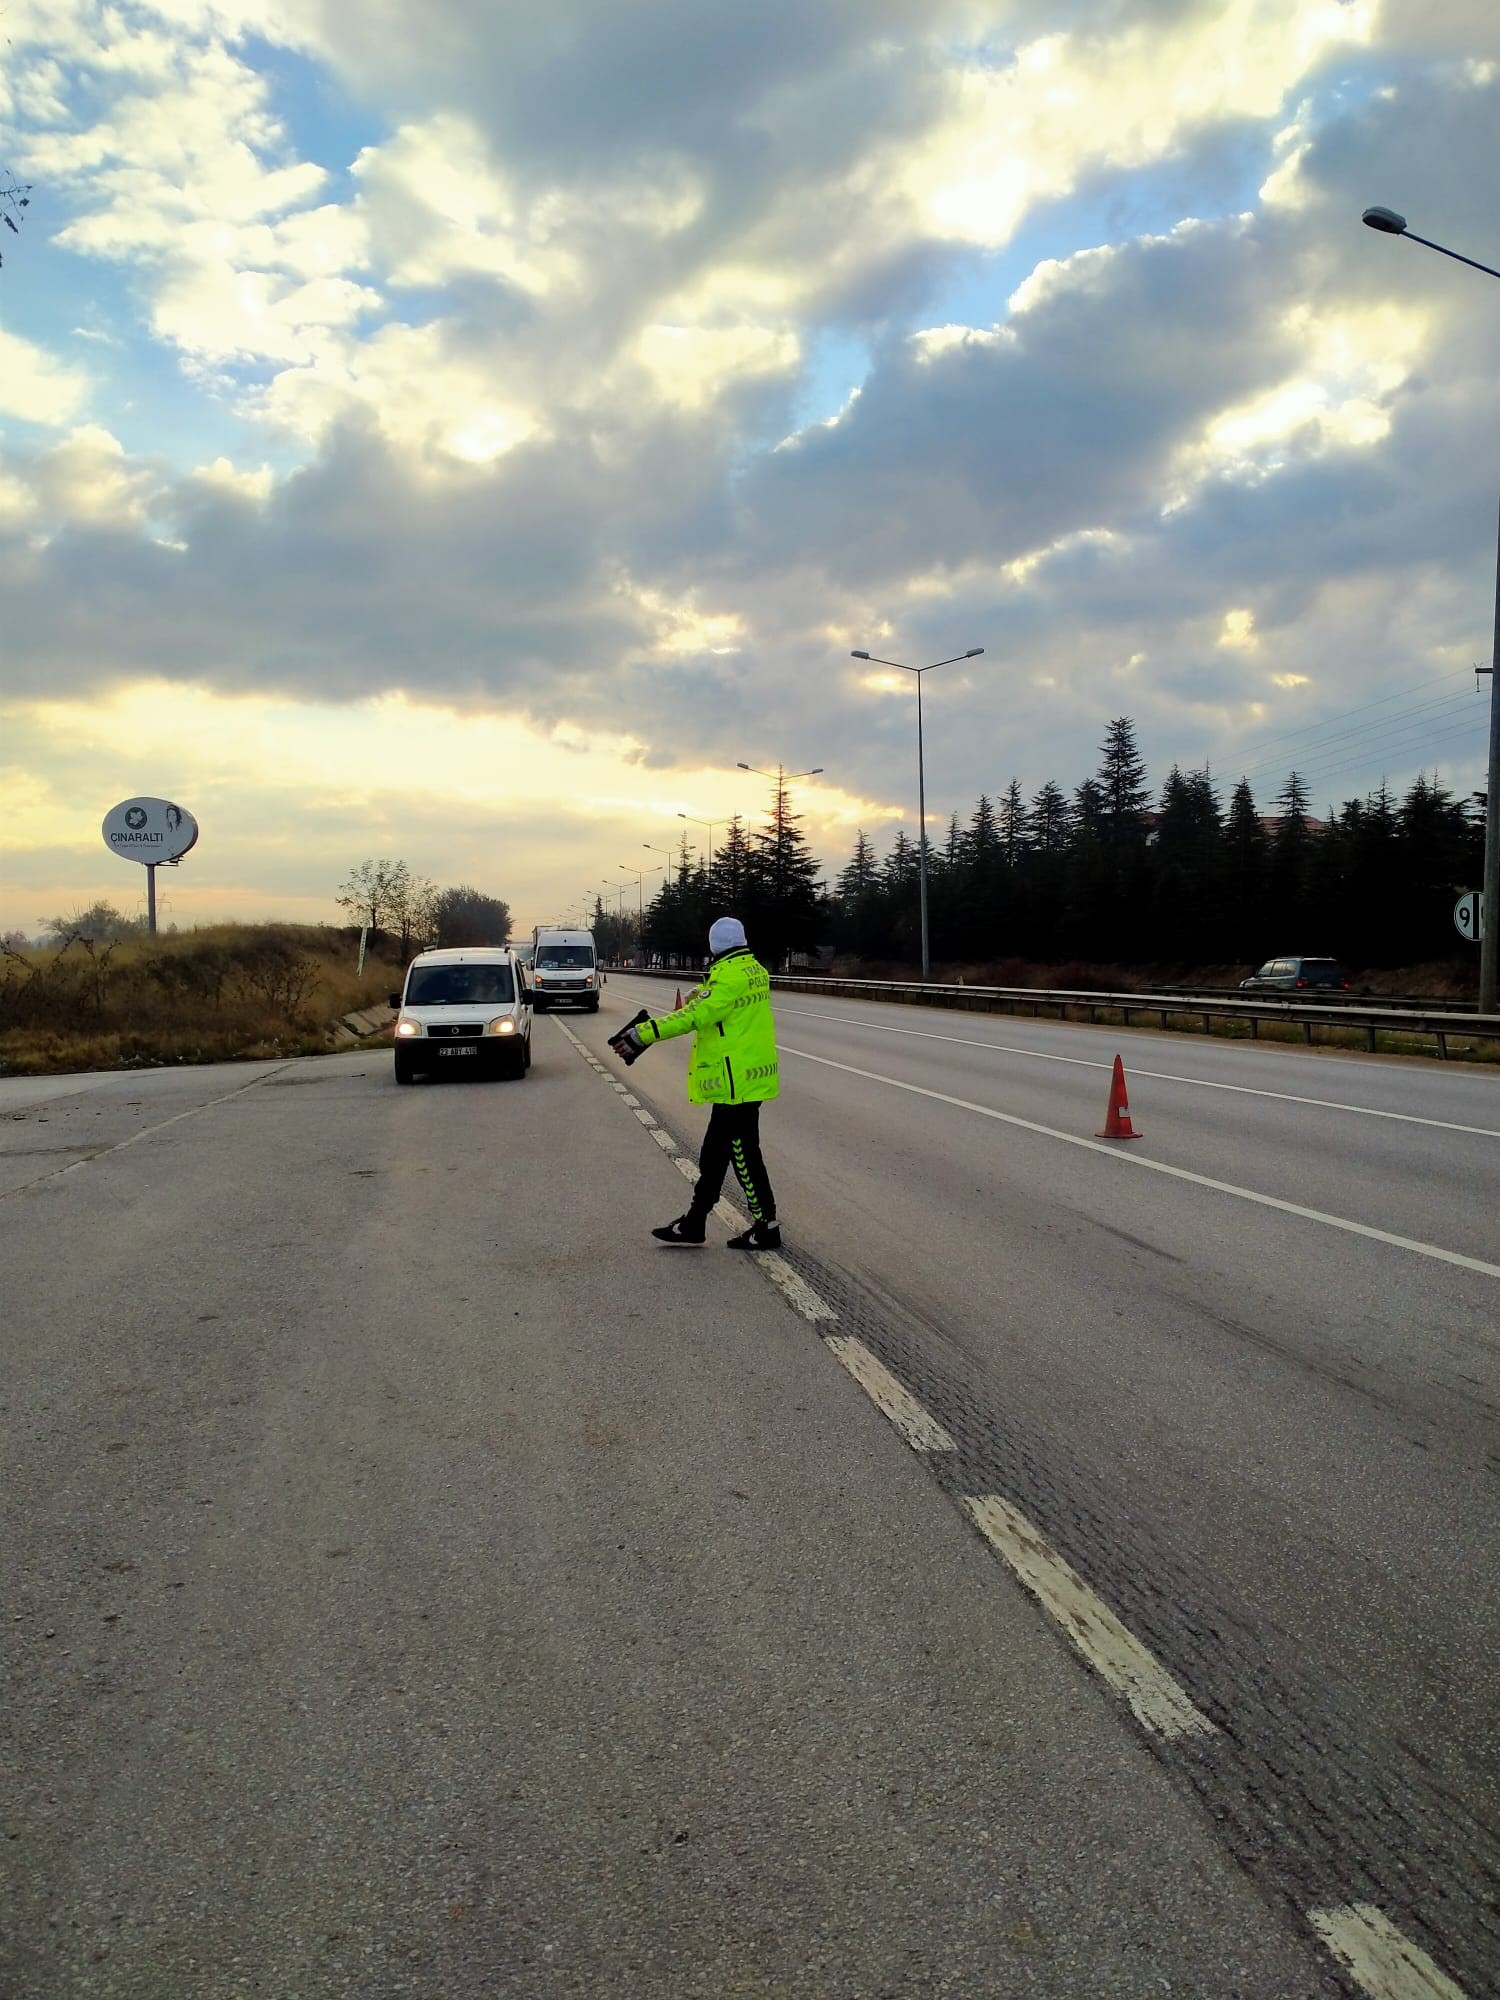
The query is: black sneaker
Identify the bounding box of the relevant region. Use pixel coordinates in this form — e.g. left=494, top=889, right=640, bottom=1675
left=726, top=1220, right=781, bottom=1251
left=652, top=1214, right=706, bottom=1245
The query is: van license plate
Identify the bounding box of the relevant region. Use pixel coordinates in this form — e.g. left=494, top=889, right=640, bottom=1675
left=439, top=1044, right=479, bottom=1057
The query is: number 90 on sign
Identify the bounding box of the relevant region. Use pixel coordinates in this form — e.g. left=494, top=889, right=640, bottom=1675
left=1453, top=891, right=1485, bottom=943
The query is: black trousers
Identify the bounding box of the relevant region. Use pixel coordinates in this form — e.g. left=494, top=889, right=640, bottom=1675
left=689, top=1102, right=776, bottom=1224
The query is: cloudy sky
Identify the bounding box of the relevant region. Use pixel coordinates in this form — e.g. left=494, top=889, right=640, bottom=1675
left=1, top=0, right=1496, bottom=935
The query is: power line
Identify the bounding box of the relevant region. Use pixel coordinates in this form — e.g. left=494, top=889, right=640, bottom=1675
left=1234, top=686, right=1479, bottom=786
left=1290, top=717, right=1486, bottom=799
left=1224, top=664, right=1475, bottom=774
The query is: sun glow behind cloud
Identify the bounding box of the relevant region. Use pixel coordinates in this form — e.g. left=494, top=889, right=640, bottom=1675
left=0, top=0, right=1495, bottom=929
left=0, top=682, right=880, bottom=923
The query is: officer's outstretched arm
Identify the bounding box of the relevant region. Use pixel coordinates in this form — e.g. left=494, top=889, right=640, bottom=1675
left=607, top=1009, right=653, bottom=1065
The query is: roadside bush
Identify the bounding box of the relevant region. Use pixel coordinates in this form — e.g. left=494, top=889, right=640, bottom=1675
left=0, top=924, right=393, bottom=1076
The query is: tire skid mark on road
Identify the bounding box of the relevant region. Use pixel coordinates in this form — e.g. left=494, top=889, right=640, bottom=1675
left=776, top=1006, right=1500, bottom=1138
left=0, top=1062, right=294, bottom=1201
left=562, top=1007, right=1484, bottom=1997
left=783, top=1044, right=1500, bottom=1281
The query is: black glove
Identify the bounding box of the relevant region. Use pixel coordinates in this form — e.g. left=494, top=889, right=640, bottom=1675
left=608, top=1009, right=653, bottom=1065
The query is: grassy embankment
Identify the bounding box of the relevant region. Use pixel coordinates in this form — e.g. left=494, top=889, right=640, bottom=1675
left=0, top=925, right=398, bottom=1077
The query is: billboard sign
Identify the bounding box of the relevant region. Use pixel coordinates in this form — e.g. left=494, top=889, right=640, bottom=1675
left=101, top=797, right=199, bottom=865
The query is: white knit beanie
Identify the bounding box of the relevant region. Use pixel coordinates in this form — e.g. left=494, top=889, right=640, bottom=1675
left=708, top=916, right=747, bottom=956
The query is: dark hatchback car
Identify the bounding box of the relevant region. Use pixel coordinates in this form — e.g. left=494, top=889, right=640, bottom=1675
left=1239, top=956, right=1350, bottom=993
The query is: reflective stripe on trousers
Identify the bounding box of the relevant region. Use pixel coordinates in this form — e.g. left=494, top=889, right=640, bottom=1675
left=690, top=1101, right=775, bottom=1223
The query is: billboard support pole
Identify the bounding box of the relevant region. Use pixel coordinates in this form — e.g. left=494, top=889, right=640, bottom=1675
left=146, top=863, right=158, bottom=936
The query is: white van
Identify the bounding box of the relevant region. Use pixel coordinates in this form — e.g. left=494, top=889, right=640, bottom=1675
left=529, top=927, right=600, bottom=1012
left=389, top=947, right=532, bottom=1083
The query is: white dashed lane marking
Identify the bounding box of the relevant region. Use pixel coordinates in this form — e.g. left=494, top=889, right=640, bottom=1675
left=963, top=1495, right=1215, bottom=1743
left=825, top=1336, right=956, bottom=1448
left=762, top=1255, right=839, bottom=1323
left=1308, top=1905, right=1469, bottom=2000
left=782, top=1045, right=1500, bottom=1282
left=563, top=1008, right=1471, bottom=1996
left=776, top=1005, right=1500, bottom=1140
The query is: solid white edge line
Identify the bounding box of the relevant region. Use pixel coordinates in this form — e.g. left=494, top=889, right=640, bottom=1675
left=1307, top=1905, right=1467, bottom=2000
left=776, top=1006, right=1500, bottom=1139
left=782, top=1045, right=1500, bottom=1282
left=825, top=1336, right=955, bottom=1448
left=963, top=1495, right=1215, bottom=1742
left=2, top=1061, right=294, bottom=1202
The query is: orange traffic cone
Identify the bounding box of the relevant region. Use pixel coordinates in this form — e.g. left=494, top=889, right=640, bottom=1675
left=674, top=988, right=683, bottom=1009
left=1096, top=1054, right=1142, bottom=1139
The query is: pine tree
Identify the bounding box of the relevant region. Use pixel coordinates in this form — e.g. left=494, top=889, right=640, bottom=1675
left=745, top=774, right=822, bottom=968
left=1072, top=777, right=1106, bottom=841
left=968, top=795, right=1000, bottom=864
left=711, top=815, right=753, bottom=911
left=1027, top=781, right=1070, bottom=854
left=941, top=811, right=964, bottom=871
left=997, top=779, right=1027, bottom=865
left=1096, top=718, right=1151, bottom=845
left=1273, top=771, right=1311, bottom=836
left=837, top=830, right=878, bottom=902
left=885, top=829, right=918, bottom=886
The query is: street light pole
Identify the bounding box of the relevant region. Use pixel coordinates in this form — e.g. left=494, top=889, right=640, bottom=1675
left=1363, top=206, right=1500, bottom=1012
left=851, top=647, right=984, bottom=980
left=676, top=813, right=720, bottom=871
left=619, top=863, right=661, bottom=945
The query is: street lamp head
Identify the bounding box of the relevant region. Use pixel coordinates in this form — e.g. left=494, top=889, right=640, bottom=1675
left=809, top=767, right=824, bottom=775
left=965, top=647, right=984, bottom=658
left=735, top=762, right=751, bottom=771
left=1362, top=205, right=1407, bottom=235
left=850, top=650, right=870, bottom=660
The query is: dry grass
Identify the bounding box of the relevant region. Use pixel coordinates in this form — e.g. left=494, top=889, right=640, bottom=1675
left=0, top=924, right=398, bottom=1077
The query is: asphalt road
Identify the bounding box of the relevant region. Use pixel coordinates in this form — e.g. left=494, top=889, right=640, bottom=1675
left=597, top=972, right=1500, bottom=1998
left=2, top=982, right=1495, bottom=1997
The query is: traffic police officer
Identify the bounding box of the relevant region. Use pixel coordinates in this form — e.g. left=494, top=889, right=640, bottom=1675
left=609, top=916, right=781, bottom=1249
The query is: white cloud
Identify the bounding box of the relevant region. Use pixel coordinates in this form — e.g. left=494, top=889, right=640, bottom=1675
left=0, top=326, right=92, bottom=426
left=1, top=0, right=1496, bottom=928
left=254, top=317, right=542, bottom=460
left=632, top=320, right=799, bottom=408
left=902, top=1, right=1374, bottom=249
left=193, top=455, right=274, bottom=500
left=150, top=266, right=382, bottom=366
left=30, top=425, right=160, bottom=526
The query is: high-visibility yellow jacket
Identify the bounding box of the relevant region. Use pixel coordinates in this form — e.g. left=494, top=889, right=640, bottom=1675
left=639, top=948, right=779, bottom=1104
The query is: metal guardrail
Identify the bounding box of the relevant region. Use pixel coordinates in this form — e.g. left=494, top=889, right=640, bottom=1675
left=1138, top=982, right=1479, bottom=1013
left=604, top=967, right=1500, bottom=1059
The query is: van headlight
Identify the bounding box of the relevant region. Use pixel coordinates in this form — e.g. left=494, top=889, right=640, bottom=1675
left=583, top=975, right=594, bottom=987
left=395, top=1018, right=420, bottom=1037
left=489, top=1017, right=516, bottom=1034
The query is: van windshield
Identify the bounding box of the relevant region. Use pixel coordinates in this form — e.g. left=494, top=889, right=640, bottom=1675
left=536, top=946, right=593, bottom=968
left=406, top=964, right=514, bottom=1006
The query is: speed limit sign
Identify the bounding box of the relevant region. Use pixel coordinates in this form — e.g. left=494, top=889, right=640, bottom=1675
left=1454, top=891, right=1484, bottom=943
